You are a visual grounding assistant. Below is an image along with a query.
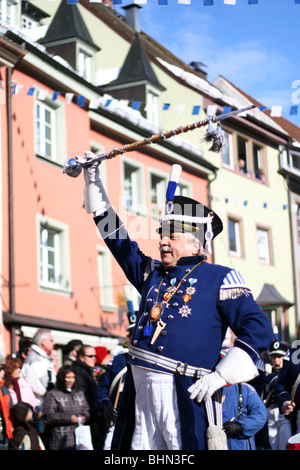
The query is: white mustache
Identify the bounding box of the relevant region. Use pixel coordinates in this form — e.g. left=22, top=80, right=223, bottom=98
left=160, top=246, right=173, bottom=253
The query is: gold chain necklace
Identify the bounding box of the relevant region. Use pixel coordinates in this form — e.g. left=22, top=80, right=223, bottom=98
left=150, top=259, right=204, bottom=322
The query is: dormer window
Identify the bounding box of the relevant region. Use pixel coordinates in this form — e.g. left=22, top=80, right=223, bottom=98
left=77, top=46, right=92, bottom=82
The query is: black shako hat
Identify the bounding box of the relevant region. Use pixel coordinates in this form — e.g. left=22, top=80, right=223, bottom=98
left=156, top=165, right=223, bottom=253
left=157, top=195, right=223, bottom=253
left=269, top=340, right=289, bottom=357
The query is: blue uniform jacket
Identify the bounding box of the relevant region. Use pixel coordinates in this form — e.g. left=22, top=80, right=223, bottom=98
left=94, top=208, right=272, bottom=450
left=222, top=383, right=267, bottom=450
left=273, top=349, right=300, bottom=410
left=95, top=352, right=128, bottom=413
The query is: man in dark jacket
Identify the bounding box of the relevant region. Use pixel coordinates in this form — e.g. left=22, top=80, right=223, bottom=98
left=74, top=345, right=102, bottom=449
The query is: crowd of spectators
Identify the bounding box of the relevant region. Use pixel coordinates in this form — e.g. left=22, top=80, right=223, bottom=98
left=0, top=327, right=300, bottom=451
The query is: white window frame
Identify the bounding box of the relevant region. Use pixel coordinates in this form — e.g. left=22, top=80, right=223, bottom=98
left=78, top=49, right=92, bottom=82
left=37, top=214, right=71, bottom=295
left=0, top=0, right=17, bottom=26
left=257, top=226, right=272, bottom=264
left=221, top=131, right=234, bottom=169
left=149, top=168, right=168, bottom=220
left=228, top=217, right=242, bottom=257
left=34, top=88, right=66, bottom=166
left=97, top=245, right=115, bottom=312
left=236, top=134, right=250, bottom=173
left=146, top=87, right=159, bottom=129
left=297, top=204, right=300, bottom=243
left=76, top=41, right=95, bottom=84
left=36, top=100, right=56, bottom=161
left=122, top=157, right=145, bottom=215
left=175, top=181, right=192, bottom=198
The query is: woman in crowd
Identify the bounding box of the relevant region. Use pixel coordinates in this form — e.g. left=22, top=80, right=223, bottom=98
left=3, top=357, right=38, bottom=412
left=44, top=365, right=90, bottom=450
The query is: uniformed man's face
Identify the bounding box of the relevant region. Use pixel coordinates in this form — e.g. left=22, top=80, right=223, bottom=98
left=159, top=232, right=200, bottom=267
left=270, top=354, right=284, bottom=370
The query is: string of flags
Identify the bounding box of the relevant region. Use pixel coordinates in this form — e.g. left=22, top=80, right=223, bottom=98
left=23, top=0, right=300, bottom=4
left=210, top=194, right=288, bottom=212
left=11, top=83, right=299, bottom=118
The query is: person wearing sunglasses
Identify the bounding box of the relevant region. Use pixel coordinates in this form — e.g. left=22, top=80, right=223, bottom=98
left=74, top=345, right=102, bottom=449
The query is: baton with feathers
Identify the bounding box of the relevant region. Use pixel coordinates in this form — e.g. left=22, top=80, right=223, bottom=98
left=63, top=105, right=256, bottom=177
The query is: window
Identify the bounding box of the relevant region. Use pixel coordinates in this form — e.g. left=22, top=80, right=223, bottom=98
left=228, top=217, right=242, bottom=256
left=222, top=131, right=267, bottom=180
left=78, top=49, right=92, bottom=82
left=37, top=215, right=71, bottom=294
left=291, top=153, right=300, bottom=172
left=176, top=182, right=191, bottom=197
left=237, top=135, right=249, bottom=173
left=97, top=246, right=115, bottom=311
left=146, top=90, right=159, bottom=128
left=297, top=204, right=300, bottom=242
left=221, top=131, right=234, bottom=169
left=36, top=101, right=55, bottom=160
left=252, top=142, right=266, bottom=181
left=150, top=173, right=167, bottom=219
left=122, top=159, right=145, bottom=214
left=257, top=227, right=272, bottom=264
left=34, top=90, right=66, bottom=166
left=0, top=0, right=17, bottom=26
left=21, top=15, right=34, bottom=30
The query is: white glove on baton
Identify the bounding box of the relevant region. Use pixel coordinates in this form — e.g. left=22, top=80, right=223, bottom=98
left=80, top=151, right=111, bottom=214
left=188, top=371, right=227, bottom=403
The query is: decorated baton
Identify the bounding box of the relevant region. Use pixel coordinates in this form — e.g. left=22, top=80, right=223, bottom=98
left=63, top=104, right=256, bottom=178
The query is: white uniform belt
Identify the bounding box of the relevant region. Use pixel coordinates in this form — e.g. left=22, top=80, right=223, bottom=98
left=129, top=345, right=211, bottom=378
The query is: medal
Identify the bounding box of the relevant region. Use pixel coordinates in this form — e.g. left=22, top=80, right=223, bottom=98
left=178, top=278, right=197, bottom=318
left=178, top=304, right=192, bottom=318
left=150, top=302, right=164, bottom=321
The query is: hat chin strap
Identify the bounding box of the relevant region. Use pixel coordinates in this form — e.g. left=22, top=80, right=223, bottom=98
left=160, top=213, right=214, bottom=253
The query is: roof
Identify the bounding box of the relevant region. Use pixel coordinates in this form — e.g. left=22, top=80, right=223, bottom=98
left=256, top=283, right=293, bottom=308
left=39, top=0, right=100, bottom=51
left=104, top=32, right=165, bottom=91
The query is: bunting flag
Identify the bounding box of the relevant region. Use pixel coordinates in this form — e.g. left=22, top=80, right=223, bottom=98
left=12, top=83, right=300, bottom=118
left=214, top=195, right=288, bottom=212
left=24, top=0, right=300, bottom=4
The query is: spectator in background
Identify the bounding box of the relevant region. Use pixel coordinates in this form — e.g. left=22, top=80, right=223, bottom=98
left=3, top=356, right=39, bottom=413
left=74, top=345, right=102, bottom=450
left=0, top=362, right=4, bottom=382
left=16, top=337, right=32, bottom=364
left=0, top=365, right=13, bottom=450
left=44, top=365, right=89, bottom=450
left=9, top=402, right=45, bottom=450
left=63, top=340, right=83, bottom=367
left=51, top=345, right=60, bottom=374
left=22, top=329, right=56, bottom=412
left=94, top=346, right=110, bottom=382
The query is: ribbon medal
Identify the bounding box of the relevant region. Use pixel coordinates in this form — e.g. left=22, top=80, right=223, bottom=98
left=178, top=278, right=197, bottom=318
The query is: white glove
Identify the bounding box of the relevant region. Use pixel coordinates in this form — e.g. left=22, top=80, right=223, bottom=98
left=81, top=151, right=111, bottom=214
left=188, top=370, right=227, bottom=403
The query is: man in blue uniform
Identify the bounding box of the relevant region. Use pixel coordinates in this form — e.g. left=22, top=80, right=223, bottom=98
left=81, top=156, right=272, bottom=450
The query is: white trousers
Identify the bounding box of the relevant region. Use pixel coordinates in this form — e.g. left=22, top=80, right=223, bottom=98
left=131, top=365, right=182, bottom=450
left=267, top=405, right=292, bottom=450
